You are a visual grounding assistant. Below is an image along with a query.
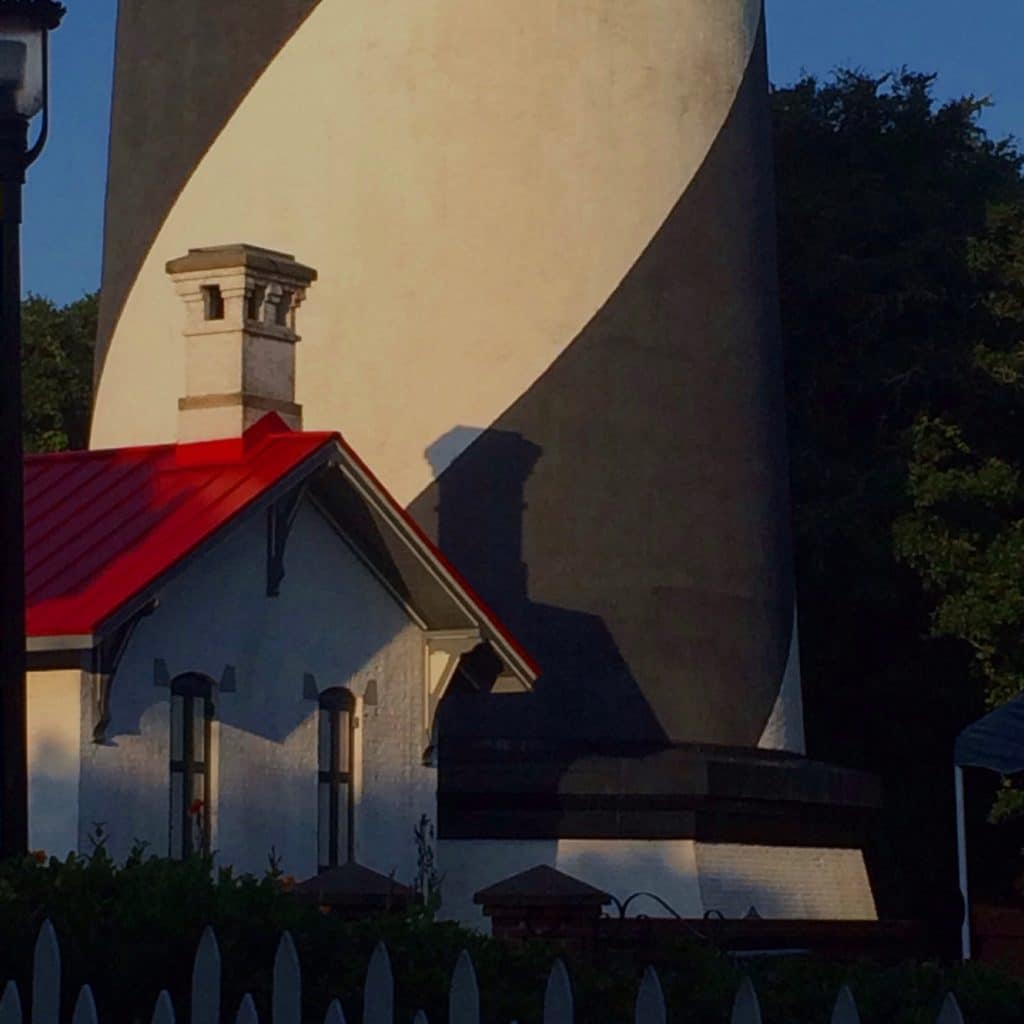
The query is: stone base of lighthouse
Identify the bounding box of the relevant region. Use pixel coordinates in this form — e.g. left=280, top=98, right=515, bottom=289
left=435, top=743, right=881, bottom=929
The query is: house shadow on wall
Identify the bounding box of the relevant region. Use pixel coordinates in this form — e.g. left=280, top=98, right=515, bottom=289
left=413, top=426, right=666, bottom=752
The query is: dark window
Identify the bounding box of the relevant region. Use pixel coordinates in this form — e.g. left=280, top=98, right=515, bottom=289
left=318, top=687, right=355, bottom=869
left=201, top=285, right=224, bottom=321
left=246, top=284, right=266, bottom=322
left=275, top=289, right=293, bottom=326
left=170, top=673, right=214, bottom=858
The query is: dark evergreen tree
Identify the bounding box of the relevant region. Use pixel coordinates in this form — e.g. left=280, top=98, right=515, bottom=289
left=772, top=70, right=1024, bottom=913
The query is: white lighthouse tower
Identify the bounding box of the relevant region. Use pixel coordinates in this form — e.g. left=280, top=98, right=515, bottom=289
left=92, top=0, right=879, bottom=921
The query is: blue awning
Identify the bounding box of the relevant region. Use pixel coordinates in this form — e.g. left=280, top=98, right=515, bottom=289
left=955, top=694, right=1024, bottom=775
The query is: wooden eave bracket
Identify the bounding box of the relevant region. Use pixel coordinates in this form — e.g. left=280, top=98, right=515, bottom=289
left=91, top=599, right=157, bottom=743
left=266, top=482, right=308, bottom=596
left=421, top=630, right=531, bottom=763
left=423, top=629, right=480, bottom=756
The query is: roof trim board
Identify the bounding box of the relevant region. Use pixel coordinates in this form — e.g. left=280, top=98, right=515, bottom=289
left=26, top=634, right=95, bottom=654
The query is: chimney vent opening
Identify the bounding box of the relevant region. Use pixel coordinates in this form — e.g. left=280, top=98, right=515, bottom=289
left=201, top=285, right=224, bottom=321
left=275, top=289, right=293, bottom=327
left=246, top=284, right=266, bottom=322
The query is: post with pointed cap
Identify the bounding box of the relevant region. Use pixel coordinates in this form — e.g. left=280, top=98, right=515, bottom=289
left=0, top=0, right=65, bottom=858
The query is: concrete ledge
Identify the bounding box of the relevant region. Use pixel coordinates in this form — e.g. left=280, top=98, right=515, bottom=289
left=438, top=743, right=880, bottom=844
left=165, top=244, right=317, bottom=284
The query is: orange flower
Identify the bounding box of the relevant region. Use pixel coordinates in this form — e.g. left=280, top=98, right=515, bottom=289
left=189, top=798, right=204, bottom=816
left=280, top=875, right=296, bottom=892
left=32, top=850, right=46, bottom=864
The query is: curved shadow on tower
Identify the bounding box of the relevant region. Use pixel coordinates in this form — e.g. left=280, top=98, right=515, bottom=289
left=410, top=11, right=792, bottom=757
left=421, top=427, right=667, bottom=749
left=96, top=0, right=325, bottom=382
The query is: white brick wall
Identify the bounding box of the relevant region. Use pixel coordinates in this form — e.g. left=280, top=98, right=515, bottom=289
left=77, top=497, right=435, bottom=885
left=439, top=839, right=877, bottom=928
left=696, top=843, right=877, bottom=920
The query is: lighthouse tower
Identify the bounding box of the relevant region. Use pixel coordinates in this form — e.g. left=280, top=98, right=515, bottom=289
left=94, top=1, right=878, bottom=920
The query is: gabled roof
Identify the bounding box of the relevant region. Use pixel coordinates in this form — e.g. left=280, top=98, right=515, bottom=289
left=24, top=415, right=537, bottom=684
left=473, top=865, right=612, bottom=907
left=25, top=414, right=328, bottom=639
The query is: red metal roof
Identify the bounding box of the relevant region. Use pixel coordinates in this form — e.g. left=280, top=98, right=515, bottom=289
left=24, top=414, right=334, bottom=638
left=23, top=414, right=539, bottom=679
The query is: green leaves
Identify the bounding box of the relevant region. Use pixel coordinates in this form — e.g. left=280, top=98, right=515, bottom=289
left=21, top=291, right=97, bottom=454
left=894, top=195, right=1024, bottom=712
left=772, top=68, right=1024, bottom=894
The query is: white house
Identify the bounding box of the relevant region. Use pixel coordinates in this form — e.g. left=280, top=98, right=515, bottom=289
left=24, top=244, right=535, bottom=893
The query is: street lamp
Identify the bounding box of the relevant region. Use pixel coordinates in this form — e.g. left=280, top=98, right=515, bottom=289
left=0, top=0, right=65, bottom=859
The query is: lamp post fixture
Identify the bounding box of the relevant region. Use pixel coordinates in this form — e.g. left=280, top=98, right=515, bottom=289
left=0, top=0, right=65, bottom=858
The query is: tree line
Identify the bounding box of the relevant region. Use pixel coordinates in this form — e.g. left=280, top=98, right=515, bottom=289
left=23, top=69, right=1024, bottom=915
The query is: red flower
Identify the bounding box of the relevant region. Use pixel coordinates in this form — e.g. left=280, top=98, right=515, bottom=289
left=189, top=799, right=204, bottom=816
left=32, top=850, right=46, bottom=864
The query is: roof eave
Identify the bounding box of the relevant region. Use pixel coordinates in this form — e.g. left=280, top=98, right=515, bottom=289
left=324, top=440, right=539, bottom=690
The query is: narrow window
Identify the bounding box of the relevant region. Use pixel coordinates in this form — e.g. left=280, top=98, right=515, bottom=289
left=201, top=285, right=224, bottom=321
left=275, top=289, right=293, bottom=327
left=246, top=284, right=266, bottom=322
left=170, top=673, right=213, bottom=858
left=318, top=688, right=355, bottom=870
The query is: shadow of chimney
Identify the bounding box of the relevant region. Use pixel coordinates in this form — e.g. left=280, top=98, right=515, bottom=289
left=414, top=426, right=667, bottom=752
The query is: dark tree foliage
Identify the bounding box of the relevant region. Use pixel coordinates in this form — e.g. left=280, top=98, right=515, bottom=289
left=21, top=291, right=97, bottom=453
left=894, top=201, right=1024, bottom=824
left=772, top=70, right=1024, bottom=912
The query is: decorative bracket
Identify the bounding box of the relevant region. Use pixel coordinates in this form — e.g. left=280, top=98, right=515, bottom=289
left=266, top=483, right=307, bottom=596
left=91, top=600, right=158, bottom=743
left=422, top=630, right=480, bottom=760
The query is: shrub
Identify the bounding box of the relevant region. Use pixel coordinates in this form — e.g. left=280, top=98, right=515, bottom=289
left=0, top=845, right=1021, bottom=1024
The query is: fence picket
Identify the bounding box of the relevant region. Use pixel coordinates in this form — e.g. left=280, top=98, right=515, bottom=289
left=324, top=999, right=346, bottom=1024
left=831, top=985, right=860, bottom=1024
left=32, top=921, right=59, bottom=1024
left=2, top=920, right=987, bottom=1024
left=936, top=993, right=965, bottom=1024
left=235, top=994, right=259, bottom=1024
left=152, top=991, right=175, bottom=1024
left=731, top=977, right=762, bottom=1024
left=543, top=960, right=573, bottom=1024
left=273, top=933, right=302, bottom=1024
left=449, top=951, right=479, bottom=1024
left=634, top=966, right=666, bottom=1024
left=192, top=927, right=221, bottom=1024
left=0, top=981, right=22, bottom=1024
left=71, top=986, right=98, bottom=1024
left=364, top=943, right=394, bottom=1024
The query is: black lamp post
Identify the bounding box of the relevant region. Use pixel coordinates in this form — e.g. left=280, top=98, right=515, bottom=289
left=0, top=0, right=65, bottom=859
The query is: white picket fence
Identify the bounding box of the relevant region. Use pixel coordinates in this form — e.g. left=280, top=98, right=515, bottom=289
left=0, top=920, right=970, bottom=1024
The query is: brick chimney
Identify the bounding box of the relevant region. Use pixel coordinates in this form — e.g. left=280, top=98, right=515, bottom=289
left=166, top=244, right=317, bottom=441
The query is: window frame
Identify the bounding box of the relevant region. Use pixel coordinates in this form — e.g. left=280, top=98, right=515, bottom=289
left=318, top=687, right=355, bottom=870
left=169, top=673, right=214, bottom=858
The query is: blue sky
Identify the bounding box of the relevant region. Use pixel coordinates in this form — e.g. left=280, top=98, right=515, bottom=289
left=24, top=0, right=1024, bottom=304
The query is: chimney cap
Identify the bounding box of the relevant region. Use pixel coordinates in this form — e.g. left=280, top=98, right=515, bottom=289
left=165, top=244, right=317, bottom=285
